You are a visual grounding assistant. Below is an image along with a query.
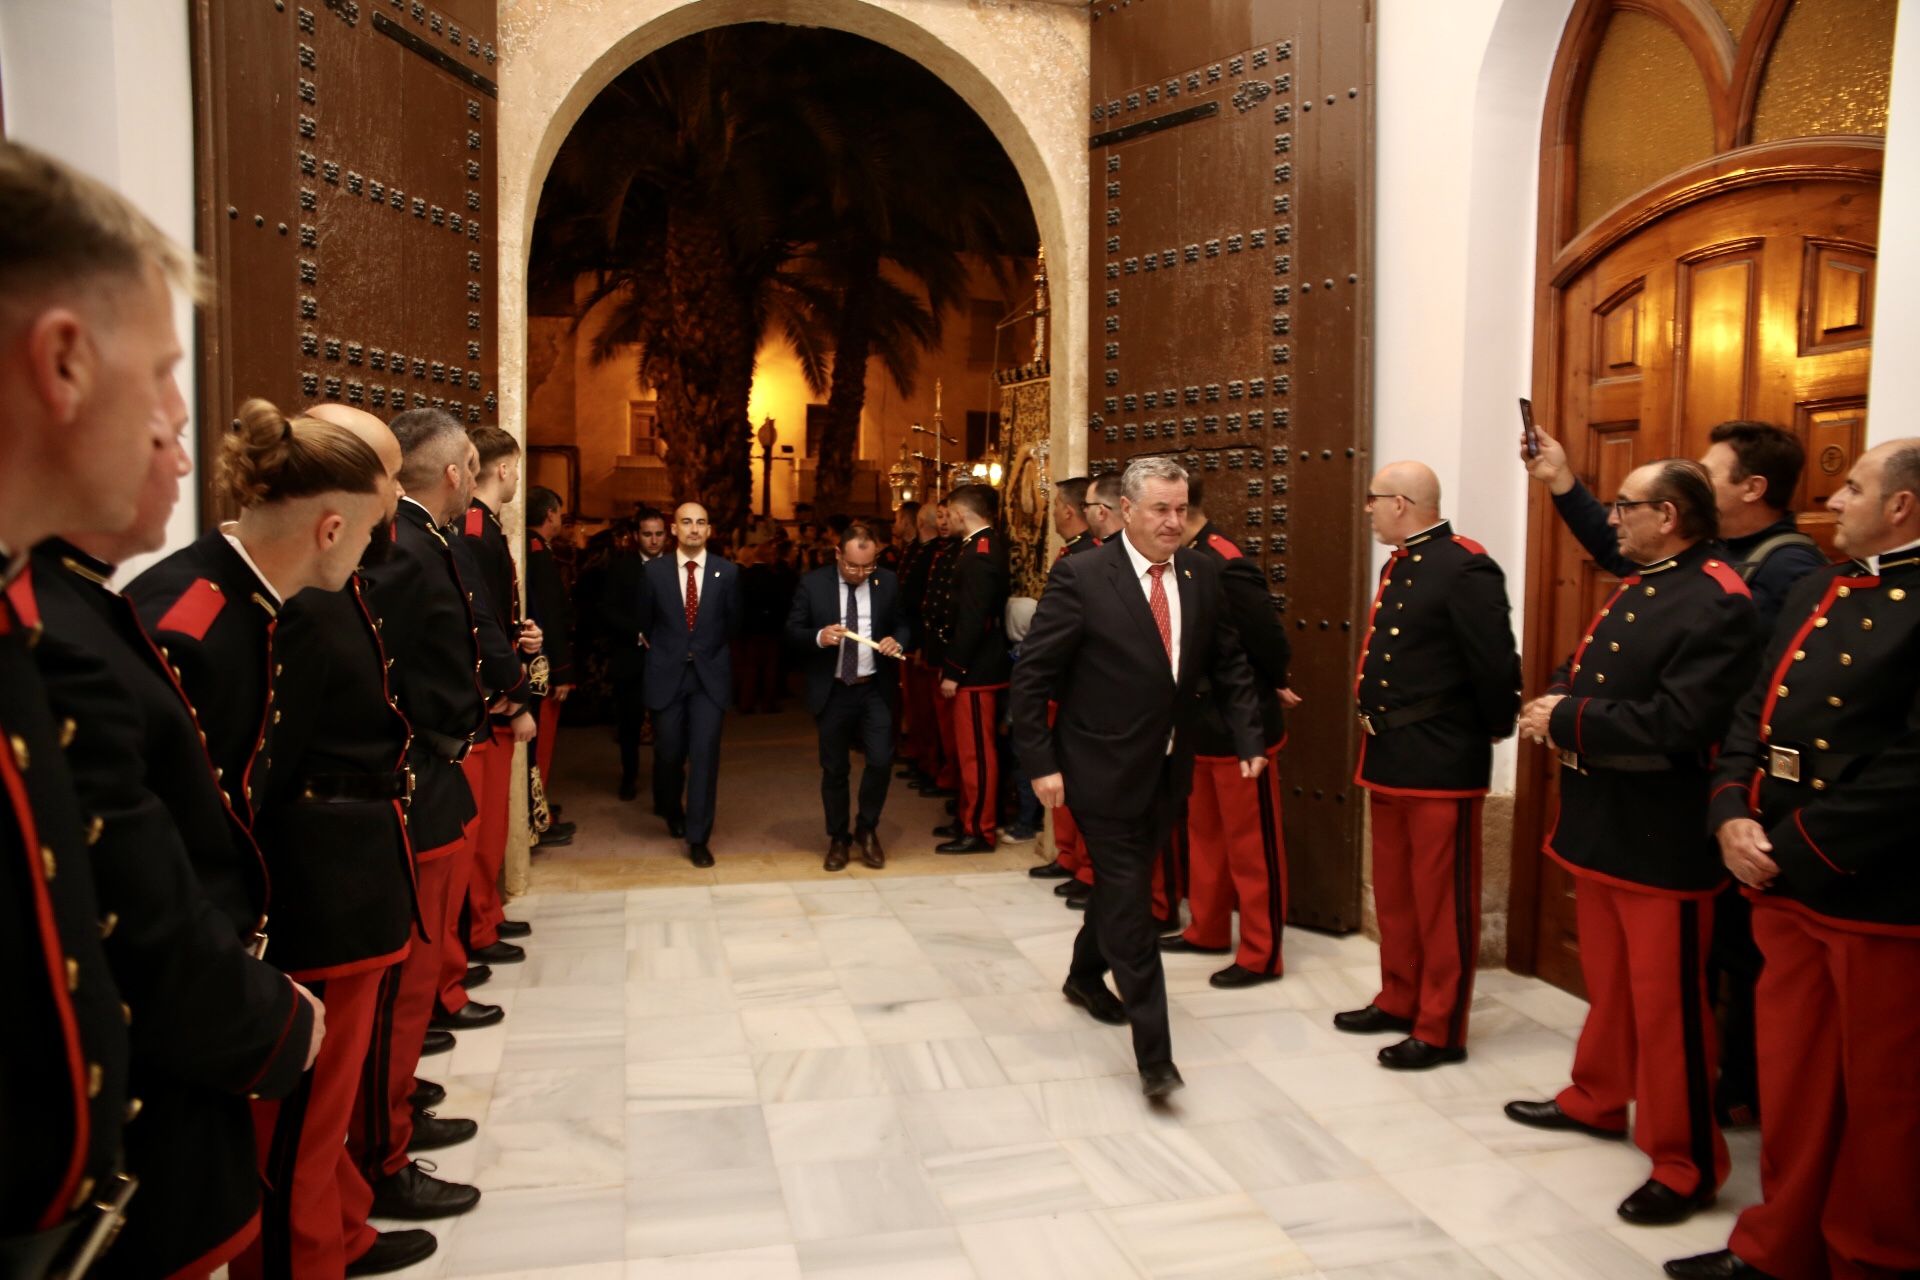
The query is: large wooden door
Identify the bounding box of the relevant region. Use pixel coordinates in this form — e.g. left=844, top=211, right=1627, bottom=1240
left=1524, top=178, right=1876, bottom=993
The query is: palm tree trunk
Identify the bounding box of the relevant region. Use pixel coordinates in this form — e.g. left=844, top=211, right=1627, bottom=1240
left=814, top=244, right=881, bottom=514
left=657, top=202, right=755, bottom=533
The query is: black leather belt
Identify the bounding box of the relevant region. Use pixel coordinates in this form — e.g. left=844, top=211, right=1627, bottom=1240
left=413, top=729, right=473, bottom=763
left=1557, top=749, right=1679, bottom=774
left=1357, top=692, right=1471, bottom=736
left=298, top=772, right=410, bottom=803
left=837, top=675, right=876, bottom=687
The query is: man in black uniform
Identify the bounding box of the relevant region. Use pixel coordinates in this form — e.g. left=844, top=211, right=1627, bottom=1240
left=1028, top=477, right=1099, bottom=884
left=915, top=501, right=964, bottom=801
left=899, top=503, right=945, bottom=792
left=605, top=508, right=668, bottom=801
left=1504, top=459, right=1760, bottom=1227
left=936, top=484, right=1011, bottom=854
left=526, top=486, right=576, bottom=833
left=1, top=137, right=189, bottom=1280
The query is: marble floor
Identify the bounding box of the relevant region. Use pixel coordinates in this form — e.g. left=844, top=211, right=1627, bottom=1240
left=371, top=872, right=1761, bottom=1279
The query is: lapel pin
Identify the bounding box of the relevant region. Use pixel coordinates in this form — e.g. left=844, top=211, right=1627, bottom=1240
left=1183, top=569, right=1192, bottom=579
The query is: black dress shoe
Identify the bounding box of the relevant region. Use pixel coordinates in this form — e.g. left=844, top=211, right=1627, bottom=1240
left=1028, top=860, right=1071, bottom=879
left=1663, top=1249, right=1777, bottom=1279
left=419, top=1029, right=455, bottom=1057
left=407, top=1079, right=446, bottom=1110
left=544, top=820, right=577, bottom=840
left=935, top=835, right=994, bottom=854
left=369, top=1159, right=481, bottom=1220
left=346, top=1228, right=438, bottom=1275
left=496, top=919, right=532, bottom=939
left=460, top=963, right=491, bottom=990
left=618, top=778, right=638, bottom=801
left=1332, top=1004, right=1415, bottom=1035
left=1210, top=964, right=1281, bottom=989
left=1377, top=1037, right=1466, bottom=1070
left=667, top=817, right=686, bottom=839
left=824, top=837, right=852, bottom=872
left=688, top=843, right=714, bottom=868
left=1065, top=895, right=1088, bottom=911
left=1502, top=1099, right=1627, bottom=1139
left=1159, top=935, right=1231, bottom=955
left=1054, top=879, right=1090, bottom=898
left=855, top=827, right=885, bottom=870
left=1152, top=915, right=1182, bottom=935
left=430, top=1001, right=504, bottom=1031
left=408, top=1109, right=479, bottom=1152
left=914, top=783, right=955, bottom=799
left=1618, top=1178, right=1714, bottom=1226
left=1140, top=1061, right=1185, bottom=1099
left=1062, top=977, right=1128, bottom=1026
left=469, top=940, right=525, bottom=965
left=535, top=827, right=574, bottom=848
left=932, top=822, right=962, bottom=839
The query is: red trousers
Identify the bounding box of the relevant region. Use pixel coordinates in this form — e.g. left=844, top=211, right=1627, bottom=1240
left=1054, top=802, right=1091, bottom=881
left=1556, top=876, right=1727, bottom=1198
left=351, top=843, right=457, bottom=1183
left=535, top=696, right=561, bottom=783
left=1730, top=906, right=1920, bottom=1279
left=950, top=686, right=1001, bottom=841
left=1182, top=746, right=1287, bottom=973
left=234, top=968, right=383, bottom=1280
left=459, top=729, right=512, bottom=955
left=1369, top=792, right=1481, bottom=1049
left=931, top=676, right=959, bottom=790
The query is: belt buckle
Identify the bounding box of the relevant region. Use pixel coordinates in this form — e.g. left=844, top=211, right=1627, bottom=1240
left=404, top=767, right=417, bottom=805
left=1767, top=745, right=1802, bottom=783
left=1357, top=712, right=1376, bottom=737
left=61, top=1172, right=138, bottom=1280
left=1556, top=748, right=1583, bottom=774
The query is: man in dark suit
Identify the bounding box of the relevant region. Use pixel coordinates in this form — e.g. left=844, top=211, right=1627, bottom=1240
left=1011, top=456, right=1265, bottom=1098
left=605, top=508, right=668, bottom=800
left=787, top=524, right=910, bottom=871
left=639, top=502, right=740, bottom=867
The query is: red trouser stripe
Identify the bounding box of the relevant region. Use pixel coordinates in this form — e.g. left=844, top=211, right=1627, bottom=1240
left=1183, top=747, right=1288, bottom=972
left=932, top=682, right=959, bottom=790
left=952, top=688, right=999, bottom=840
left=535, top=697, right=560, bottom=782
left=1370, top=792, right=1481, bottom=1049
left=1555, top=877, right=1728, bottom=1197
left=1730, top=906, right=1920, bottom=1278
left=461, top=730, right=513, bottom=953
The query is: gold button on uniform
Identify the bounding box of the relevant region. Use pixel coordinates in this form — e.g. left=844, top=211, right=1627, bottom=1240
left=1816, top=617, right=1830, bottom=628
left=1812, top=779, right=1828, bottom=791
left=1644, top=586, right=1656, bottom=596
left=1815, top=738, right=1830, bottom=750
left=1829, top=695, right=1844, bottom=707
left=1625, top=612, right=1636, bottom=622
left=66, top=957, right=79, bottom=992
left=1861, top=618, right=1874, bottom=631
left=87, top=1064, right=103, bottom=1098
left=126, top=1097, right=143, bottom=1121
left=1609, top=642, right=1620, bottom=652
left=1837, top=586, right=1851, bottom=598
left=86, top=816, right=103, bottom=846
left=58, top=719, right=76, bottom=748
left=1777, top=686, right=1790, bottom=697
left=1840, top=654, right=1853, bottom=666
left=1794, top=651, right=1806, bottom=661
left=8, top=734, right=28, bottom=770
left=41, top=846, right=56, bottom=880
left=1892, top=589, right=1907, bottom=601
left=1596, top=674, right=1606, bottom=684
left=99, top=912, right=118, bottom=938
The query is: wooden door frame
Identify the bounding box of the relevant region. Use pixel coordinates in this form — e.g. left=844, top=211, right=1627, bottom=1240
left=1506, top=0, right=1884, bottom=976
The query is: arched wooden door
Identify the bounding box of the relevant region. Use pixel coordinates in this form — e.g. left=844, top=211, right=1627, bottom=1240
left=1509, top=0, right=1893, bottom=994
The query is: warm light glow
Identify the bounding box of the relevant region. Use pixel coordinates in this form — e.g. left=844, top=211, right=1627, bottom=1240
left=988, top=461, right=1004, bottom=486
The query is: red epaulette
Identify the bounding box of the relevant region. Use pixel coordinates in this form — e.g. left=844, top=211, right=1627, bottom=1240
left=3, top=567, right=40, bottom=630
left=1206, top=532, right=1243, bottom=560
left=1452, top=534, right=1488, bottom=556
left=463, top=507, right=486, bottom=538
left=530, top=535, right=547, bottom=552
left=1701, top=557, right=1753, bottom=598
left=154, top=578, right=227, bottom=640
left=975, top=537, right=990, bottom=554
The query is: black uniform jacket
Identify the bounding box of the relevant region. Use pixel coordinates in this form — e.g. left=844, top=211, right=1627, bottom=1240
left=126, top=531, right=282, bottom=827
left=0, top=570, right=128, bottom=1244
left=447, top=519, right=528, bottom=709
left=1188, top=523, right=1290, bottom=758
left=360, top=500, right=484, bottom=853
left=257, top=575, right=418, bottom=976
left=898, top=537, right=937, bottom=656
left=1011, top=537, right=1263, bottom=821
left=29, top=542, right=312, bottom=1277
left=918, top=534, right=961, bottom=668
left=1059, top=530, right=1098, bottom=558
left=1354, top=523, right=1521, bottom=796
left=1708, top=553, right=1920, bottom=934
left=526, top=533, right=574, bottom=686
left=602, top=550, right=654, bottom=702
left=1543, top=540, right=1760, bottom=894
left=942, top=526, right=1012, bottom=688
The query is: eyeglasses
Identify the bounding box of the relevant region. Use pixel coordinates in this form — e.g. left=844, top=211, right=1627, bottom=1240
left=840, top=561, right=878, bottom=575
left=1364, top=493, right=1406, bottom=504
left=1084, top=501, right=1112, bottom=512
left=1609, top=497, right=1666, bottom=515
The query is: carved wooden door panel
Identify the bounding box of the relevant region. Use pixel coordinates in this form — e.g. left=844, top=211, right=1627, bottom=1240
left=1528, top=179, right=1876, bottom=994
left=1088, top=0, right=1373, bottom=931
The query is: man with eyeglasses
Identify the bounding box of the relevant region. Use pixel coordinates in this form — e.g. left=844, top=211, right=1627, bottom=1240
left=1083, top=472, right=1127, bottom=544
left=1503, top=459, right=1760, bottom=1228
left=1335, top=463, right=1520, bottom=1072
left=788, top=525, right=909, bottom=870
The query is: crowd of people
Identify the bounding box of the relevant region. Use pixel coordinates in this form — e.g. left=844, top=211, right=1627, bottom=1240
left=5, top=128, right=1916, bottom=1280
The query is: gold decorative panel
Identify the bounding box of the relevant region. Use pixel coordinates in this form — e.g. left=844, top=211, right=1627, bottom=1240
left=1800, top=239, right=1875, bottom=354
left=1708, top=0, right=1761, bottom=40
left=1752, top=0, right=1895, bottom=141
left=998, top=373, right=1053, bottom=599
left=1680, top=251, right=1757, bottom=434
left=1577, top=12, right=1716, bottom=229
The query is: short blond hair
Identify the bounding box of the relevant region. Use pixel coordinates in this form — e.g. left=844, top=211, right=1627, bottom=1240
left=0, top=139, right=203, bottom=313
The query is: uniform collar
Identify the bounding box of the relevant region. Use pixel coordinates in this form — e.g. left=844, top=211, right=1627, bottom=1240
left=1401, top=520, right=1450, bottom=549
left=220, top=529, right=284, bottom=606
left=1637, top=539, right=1714, bottom=577
left=964, top=523, right=991, bottom=541
left=1870, top=535, right=1920, bottom=575
left=40, top=538, right=114, bottom=587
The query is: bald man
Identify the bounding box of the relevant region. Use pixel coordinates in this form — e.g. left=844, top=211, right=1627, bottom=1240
left=1335, top=463, right=1521, bottom=1071
left=636, top=502, right=741, bottom=866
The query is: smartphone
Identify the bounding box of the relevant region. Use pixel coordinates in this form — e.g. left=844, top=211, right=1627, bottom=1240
left=1519, top=397, right=1540, bottom=459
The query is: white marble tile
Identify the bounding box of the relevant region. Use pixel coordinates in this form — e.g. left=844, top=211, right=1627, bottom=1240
left=626, top=1104, right=773, bottom=1176
left=1252, top=1051, right=1418, bottom=1116
left=1250, top=1177, right=1454, bottom=1270
left=1317, top=1247, right=1499, bottom=1280
left=728, top=936, right=833, bottom=981
left=444, top=1186, right=626, bottom=1274
left=447, top=1024, right=512, bottom=1077
left=1102, top=1192, right=1316, bottom=1278
left=985, top=1029, right=1135, bottom=1085
left=1426, top=1092, right=1603, bottom=1158
left=626, top=1011, right=749, bottom=1063
left=741, top=1005, right=868, bottom=1053
left=799, top=889, right=890, bottom=919
left=1472, top=1230, right=1662, bottom=1280
left=1489, top=985, right=1591, bottom=1035
left=921, top=1141, right=1102, bottom=1223
left=527, top=921, right=628, bottom=951
left=623, top=885, right=713, bottom=919
left=1198, top=1009, right=1344, bottom=1061
left=835, top=963, right=954, bottom=1005
left=1507, top=1143, right=1662, bottom=1227
left=792, top=1226, right=978, bottom=1279
left=1314, top=1100, right=1497, bottom=1174
left=1034, top=1074, right=1188, bottom=1140
left=459, top=1264, right=623, bottom=1280
left=495, top=1032, right=621, bottom=1074
left=625, top=1163, right=793, bottom=1257
left=764, top=1096, right=915, bottom=1164
left=897, top=1084, right=1049, bottom=1157
left=852, top=999, right=980, bottom=1045
left=625, top=1245, right=802, bottom=1280
left=1152, top=1062, right=1303, bottom=1126
left=776, top=1156, right=951, bottom=1242
left=1385, top=1160, right=1594, bottom=1247
left=625, top=975, right=735, bottom=1019
left=486, top=1066, right=625, bottom=1125
left=812, top=918, right=923, bottom=969
left=957, top=992, right=1086, bottom=1036
left=734, top=969, right=849, bottom=1009
left=877, top=881, right=985, bottom=913
left=934, top=957, right=1053, bottom=998
left=513, top=946, right=628, bottom=988
left=955, top=1211, right=1145, bottom=1280
left=624, top=1054, right=761, bottom=1113
left=474, top=1116, right=625, bottom=1192
left=1184, top=1113, right=1372, bottom=1190
left=1061, top=1130, right=1241, bottom=1207
left=755, top=1046, right=898, bottom=1103
left=876, top=1038, right=1009, bottom=1093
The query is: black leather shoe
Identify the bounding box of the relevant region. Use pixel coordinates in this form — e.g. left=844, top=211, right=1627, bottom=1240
left=544, top=820, right=577, bottom=841
left=1065, top=895, right=1088, bottom=911
left=1152, top=915, right=1181, bottom=935
left=460, top=964, right=491, bottom=990
left=1377, top=1037, right=1466, bottom=1070
left=408, top=1109, right=479, bottom=1152
left=913, top=783, right=955, bottom=799
left=824, top=837, right=852, bottom=872
left=855, top=827, right=885, bottom=871
left=688, top=843, right=714, bottom=868
left=496, top=919, right=532, bottom=939
left=419, top=1029, right=455, bottom=1057
left=430, top=1001, right=503, bottom=1031
left=1028, top=860, right=1071, bottom=879
left=667, top=817, right=686, bottom=839
left=1332, top=1004, right=1415, bottom=1035
left=932, top=822, right=962, bottom=839
left=1062, top=977, right=1128, bottom=1026
left=1210, top=964, right=1281, bottom=989
left=618, top=778, right=638, bottom=801
left=1618, top=1178, right=1714, bottom=1226
left=1140, top=1061, right=1185, bottom=1099
left=369, top=1159, right=481, bottom=1220
left=1159, top=935, right=1230, bottom=955
left=535, top=826, right=574, bottom=848
left=1054, top=879, right=1090, bottom=898
left=408, top=1079, right=446, bottom=1110
left=470, top=940, right=526, bottom=965
left=346, top=1228, right=438, bottom=1275
left=935, top=835, right=994, bottom=854
left=1663, top=1249, right=1777, bottom=1279
left=1502, top=1099, right=1627, bottom=1140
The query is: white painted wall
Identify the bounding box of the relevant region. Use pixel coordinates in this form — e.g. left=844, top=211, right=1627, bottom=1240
left=0, top=0, right=200, bottom=574
left=1869, top=0, right=1920, bottom=444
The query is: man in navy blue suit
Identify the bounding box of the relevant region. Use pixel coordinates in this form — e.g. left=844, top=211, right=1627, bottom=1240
left=638, top=502, right=740, bottom=867
left=787, top=525, right=910, bottom=871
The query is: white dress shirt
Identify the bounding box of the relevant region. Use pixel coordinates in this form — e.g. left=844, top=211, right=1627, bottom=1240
left=675, top=549, right=709, bottom=610
left=1871, top=535, right=1920, bottom=574
left=822, top=575, right=876, bottom=678
left=1118, top=532, right=1181, bottom=683
left=221, top=529, right=283, bottom=606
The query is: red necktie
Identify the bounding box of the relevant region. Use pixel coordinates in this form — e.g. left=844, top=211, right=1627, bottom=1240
left=1146, top=562, right=1172, bottom=663
left=684, top=559, right=700, bottom=632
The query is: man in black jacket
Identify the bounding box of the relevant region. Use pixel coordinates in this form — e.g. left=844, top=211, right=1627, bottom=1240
left=605, top=508, right=668, bottom=799
left=526, top=486, right=575, bottom=821
left=1011, top=457, right=1265, bottom=1098
left=935, top=484, right=1011, bottom=854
